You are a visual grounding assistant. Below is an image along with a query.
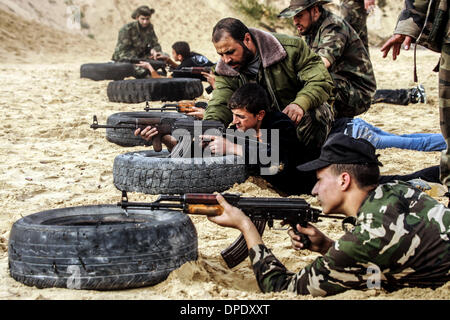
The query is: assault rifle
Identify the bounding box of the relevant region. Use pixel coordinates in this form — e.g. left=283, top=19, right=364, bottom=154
left=143, top=101, right=208, bottom=114
left=171, top=66, right=213, bottom=77
left=90, top=115, right=224, bottom=154
left=118, top=58, right=167, bottom=75
left=171, top=66, right=214, bottom=94
left=117, top=191, right=345, bottom=268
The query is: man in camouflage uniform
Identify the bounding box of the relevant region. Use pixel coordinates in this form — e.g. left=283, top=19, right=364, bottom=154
left=112, top=5, right=162, bottom=78
left=381, top=0, right=450, bottom=190
left=278, top=0, right=376, bottom=118
left=209, top=133, right=450, bottom=296
left=339, top=0, right=374, bottom=52
left=204, top=17, right=335, bottom=156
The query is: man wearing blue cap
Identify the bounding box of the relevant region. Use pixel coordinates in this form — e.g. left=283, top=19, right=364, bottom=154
left=208, top=133, right=450, bottom=296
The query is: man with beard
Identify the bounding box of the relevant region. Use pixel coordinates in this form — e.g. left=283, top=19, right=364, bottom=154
left=203, top=17, right=335, bottom=157
left=278, top=0, right=426, bottom=120
left=112, top=5, right=162, bottom=78
left=279, top=0, right=376, bottom=119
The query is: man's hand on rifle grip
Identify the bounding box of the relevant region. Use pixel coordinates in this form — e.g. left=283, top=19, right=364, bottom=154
left=135, top=126, right=163, bottom=151
left=288, top=224, right=334, bottom=255
left=208, top=194, right=264, bottom=250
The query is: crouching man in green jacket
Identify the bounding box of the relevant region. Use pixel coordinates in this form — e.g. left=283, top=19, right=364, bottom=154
left=208, top=133, right=450, bottom=296
left=204, top=17, right=335, bottom=157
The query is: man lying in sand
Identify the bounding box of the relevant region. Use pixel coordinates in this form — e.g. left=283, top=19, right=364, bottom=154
left=135, top=82, right=443, bottom=195
left=208, top=133, right=450, bottom=296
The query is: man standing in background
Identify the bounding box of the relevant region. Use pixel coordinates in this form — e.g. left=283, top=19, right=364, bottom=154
left=340, top=0, right=375, bottom=52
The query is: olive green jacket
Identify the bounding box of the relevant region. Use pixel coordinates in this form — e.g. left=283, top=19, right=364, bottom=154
left=204, top=28, right=334, bottom=126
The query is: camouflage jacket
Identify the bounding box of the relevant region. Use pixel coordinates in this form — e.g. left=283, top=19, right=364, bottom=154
left=204, top=28, right=334, bottom=126
left=304, top=10, right=376, bottom=103
left=250, top=181, right=450, bottom=296
left=112, top=21, right=162, bottom=61
left=394, top=0, right=450, bottom=52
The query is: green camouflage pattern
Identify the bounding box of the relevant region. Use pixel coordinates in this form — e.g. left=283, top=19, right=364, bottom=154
left=340, top=0, right=369, bottom=52
left=393, top=1, right=450, bottom=187
left=394, top=0, right=450, bottom=53
left=250, top=181, right=450, bottom=296
left=304, top=9, right=376, bottom=118
left=112, top=21, right=162, bottom=62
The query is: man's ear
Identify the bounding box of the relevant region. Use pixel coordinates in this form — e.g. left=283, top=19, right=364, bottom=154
left=243, top=33, right=252, bottom=47
left=257, top=110, right=265, bottom=121
left=311, top=6, right=321, bottom=20
left=340, top=172, right=352, bottom=191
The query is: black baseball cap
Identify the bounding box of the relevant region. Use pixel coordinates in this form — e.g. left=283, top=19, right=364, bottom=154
left=297, top=133, right=383, bottom=172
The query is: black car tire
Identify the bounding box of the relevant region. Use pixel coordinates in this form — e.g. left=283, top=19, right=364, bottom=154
left=107, top=78, right=204, bottom=103
left=113, top=150, right=248, bottom=194
left=105, top=111, right=189, bottom=147
left=8, top=205, right=198, bottom=290
left=80, top=62, right=136, bottom=81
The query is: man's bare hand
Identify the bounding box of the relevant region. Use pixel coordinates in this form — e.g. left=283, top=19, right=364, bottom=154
left=134, top=126, right=178, bottom=152
left=201, top=135, right=242, bottom=156
left=207, top=194, right=251, bottom=230
left=135, top=126, right=159, bottom=141
left=135, top=126, right=163, bottom=151
left=282, top=104, right=304, bottom=125
left=288, top=223, right=334, bottom=255
left=201, top=71, right=216, bottom=90
left=186, top=106, right=205, bottom=119
left=135, top=61, right=155, bottom=72
left=364, top=0, right=375, bottom=11
left=381, top=34, right=413, bottom=60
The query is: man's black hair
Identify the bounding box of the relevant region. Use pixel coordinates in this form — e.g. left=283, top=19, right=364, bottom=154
left=172, top=41, right=191, bottom=59
left=330, top=163, right=380, bottom=189
left=212, top=17, right=250, bottom=43
left=132, top=6, right=155, bottom=19
left=228, top=83, right=270, bottom=116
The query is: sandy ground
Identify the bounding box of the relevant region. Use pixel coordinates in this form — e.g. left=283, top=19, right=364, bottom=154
left=0, top=0, right=448, bottom=300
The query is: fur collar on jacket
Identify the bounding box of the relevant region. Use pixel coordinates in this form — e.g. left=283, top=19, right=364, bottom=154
left=215, top=28, right=287, bottom=76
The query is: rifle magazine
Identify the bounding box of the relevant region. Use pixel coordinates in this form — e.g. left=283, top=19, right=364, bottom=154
left=220, top=219, right=266, bottom=268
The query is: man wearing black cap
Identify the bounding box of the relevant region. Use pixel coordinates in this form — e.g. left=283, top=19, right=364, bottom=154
left=208, top=133, right=450, bottom=296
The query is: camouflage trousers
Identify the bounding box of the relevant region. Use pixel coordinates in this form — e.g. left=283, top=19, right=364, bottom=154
left=340, top=0, right=369, bottom=52
left=439, top=43, right=450, bottom=187
left=296, top=102, right=335, bottom=157
left=333, top=76, right=371, bottom=117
